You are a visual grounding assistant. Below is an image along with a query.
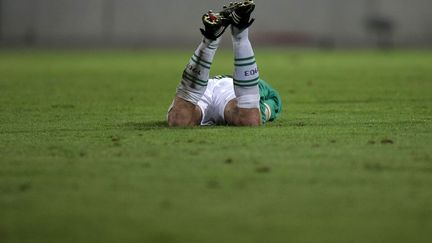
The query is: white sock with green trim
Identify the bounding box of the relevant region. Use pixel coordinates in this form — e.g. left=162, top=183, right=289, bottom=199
left=232, top=27, right=260, bottom=109
left=176, top=37, right=220, bottom=105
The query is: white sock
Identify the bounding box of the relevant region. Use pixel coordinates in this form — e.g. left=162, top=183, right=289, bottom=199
left=176, top=37, right=220, bottom=105
left=231, top=27, right=260, bottom=109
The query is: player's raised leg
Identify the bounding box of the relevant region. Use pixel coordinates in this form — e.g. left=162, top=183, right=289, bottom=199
left=168, top=11, right=230, bottom=127
left=226, top=1, right=261, bottom=126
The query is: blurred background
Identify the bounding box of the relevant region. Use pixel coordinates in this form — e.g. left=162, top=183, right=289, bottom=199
left=0, top=0, right=431, bottom=48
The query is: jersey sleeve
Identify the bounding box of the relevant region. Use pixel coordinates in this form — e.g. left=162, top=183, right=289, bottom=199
left=258, top=79, right=283, bottom=123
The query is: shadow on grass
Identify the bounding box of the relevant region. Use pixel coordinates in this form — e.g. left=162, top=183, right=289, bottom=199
left=122, top=121, right=169, bottom=131
left=121, top=121, right=239, bottom=131
left=120, top=120, right=290, bottom=131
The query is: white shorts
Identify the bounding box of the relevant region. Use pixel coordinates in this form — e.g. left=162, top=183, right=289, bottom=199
left=197, top=77, right=236, bottom=125
left=168, top=77, right=236, bottom=126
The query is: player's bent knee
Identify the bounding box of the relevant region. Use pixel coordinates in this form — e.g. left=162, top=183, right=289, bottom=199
left=236, top=116, right=261, bottom=126
left=225, top=104, right=261, bottom=126
left=167, top=99, right=202, bottom=127
left=167, top=112, right=183, bottom=127
left=167, top=110, right=197, bottom=127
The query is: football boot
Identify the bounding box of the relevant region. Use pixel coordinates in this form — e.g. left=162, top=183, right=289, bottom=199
left=200, top=10, right=231, bottom=40
left=229, top=0, right=256, bottom=30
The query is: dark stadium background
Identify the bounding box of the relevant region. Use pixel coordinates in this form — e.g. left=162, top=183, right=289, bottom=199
left=1, top=0, right=431, bottom=48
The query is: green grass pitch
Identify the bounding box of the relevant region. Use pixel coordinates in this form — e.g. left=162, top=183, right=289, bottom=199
left=0, top=49, right=431, bottom=243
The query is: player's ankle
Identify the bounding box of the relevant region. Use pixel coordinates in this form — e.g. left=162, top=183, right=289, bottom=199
left=231, top=26, right=249, bottom=41
left=202, top=37, right=220, bottom=50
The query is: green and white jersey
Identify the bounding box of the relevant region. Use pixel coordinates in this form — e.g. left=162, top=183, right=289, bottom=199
left=196, top=75, right=282, bottom=125
left=258, top=78, right=283, bottom=123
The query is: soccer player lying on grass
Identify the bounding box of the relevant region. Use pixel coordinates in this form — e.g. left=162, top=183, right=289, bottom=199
left=168, top=0, right=282, bottom=127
